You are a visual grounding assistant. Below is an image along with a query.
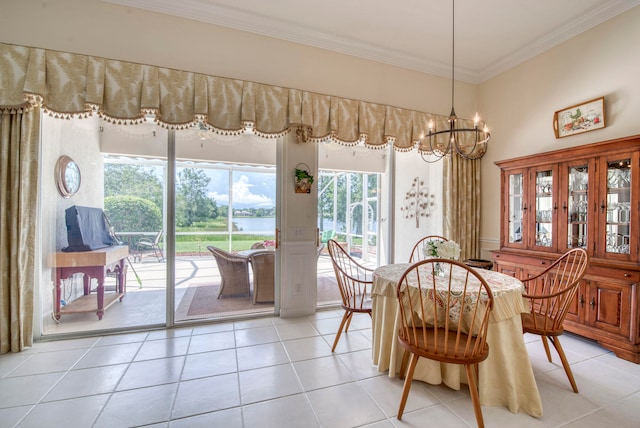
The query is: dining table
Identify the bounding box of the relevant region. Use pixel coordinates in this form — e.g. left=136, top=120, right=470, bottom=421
left=371, top=263, right=543, bottom=417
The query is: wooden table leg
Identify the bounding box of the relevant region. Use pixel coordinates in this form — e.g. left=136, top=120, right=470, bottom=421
left=96, top=276, right=105, bottom=320
left=54, top=270, right=62, bottom=320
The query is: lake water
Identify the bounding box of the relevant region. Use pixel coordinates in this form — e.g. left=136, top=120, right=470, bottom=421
left=232, top=217, right=275, bottom=233
left=233, top=217, right=344, bottom=233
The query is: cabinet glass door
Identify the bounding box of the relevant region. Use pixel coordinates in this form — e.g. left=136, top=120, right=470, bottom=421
left=567, top=165, right=589, bottom=249
left=508, top=173, right=524, bottom=244
left=605, top=159, right=631, bottom=255
left=534, top=170, right=553, bottom=247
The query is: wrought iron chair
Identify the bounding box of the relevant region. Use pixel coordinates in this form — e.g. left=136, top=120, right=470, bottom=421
left=207, top=246, right=251, bottom=299
left=520, top=247, right=589, bottom=393
left=327, top=239, right=373, bottom=352
left=395, top=259, right=494, bottom=427
left=135, top=230, right=164, bottom=262
left=408, top=235, right=448, bottom=263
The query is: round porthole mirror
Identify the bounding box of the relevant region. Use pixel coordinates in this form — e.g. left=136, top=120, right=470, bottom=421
left=55, top=155, right=81, bottom=198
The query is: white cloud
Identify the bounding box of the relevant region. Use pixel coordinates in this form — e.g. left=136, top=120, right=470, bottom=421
left=209, top=192, right=229, bottom=204
left=209, top=174, right=274, bottom=207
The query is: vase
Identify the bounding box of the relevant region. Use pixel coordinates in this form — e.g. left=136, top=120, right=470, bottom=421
left=434, top=262, right=446, bottom=277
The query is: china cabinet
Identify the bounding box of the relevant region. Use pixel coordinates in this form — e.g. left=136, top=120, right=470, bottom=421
left=492, top=135, right=640, bottom=363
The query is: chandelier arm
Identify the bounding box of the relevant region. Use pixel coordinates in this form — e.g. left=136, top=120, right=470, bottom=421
left=420, top=149, right=447, bottom=163
left=421, top=134, right=451, bottom=158
left=453, top=132, right=478, bottom=157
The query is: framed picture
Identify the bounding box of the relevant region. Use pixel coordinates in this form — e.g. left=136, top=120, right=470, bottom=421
left=553, top=96, right=605, bottom=138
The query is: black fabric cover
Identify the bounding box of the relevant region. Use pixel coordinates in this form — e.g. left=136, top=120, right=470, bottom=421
left=62, top=205, right=116, bottom=252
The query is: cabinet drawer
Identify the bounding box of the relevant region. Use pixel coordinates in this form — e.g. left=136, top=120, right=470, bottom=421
left=586, top=266, right=640, bottom=283
left=492, top=252, right=552, bottom=267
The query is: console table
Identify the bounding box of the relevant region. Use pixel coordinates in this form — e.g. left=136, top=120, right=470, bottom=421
left=49, top=245, right=129, bottom=320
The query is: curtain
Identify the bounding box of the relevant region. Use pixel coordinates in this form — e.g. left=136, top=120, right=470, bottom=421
left=0, top=106, right=39, bottom=354
left=0, top=41, right=485, bottom=351
left=0, top=42, right=441, bottom=149
left=443, top=155, right=481, bottom=261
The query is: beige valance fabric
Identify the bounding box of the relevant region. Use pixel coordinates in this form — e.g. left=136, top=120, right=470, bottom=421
left=0, top=42, right=486, bottom=153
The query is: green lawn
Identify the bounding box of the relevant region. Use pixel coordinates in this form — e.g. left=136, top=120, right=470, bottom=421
left=174, top=233, right=273, bottom=254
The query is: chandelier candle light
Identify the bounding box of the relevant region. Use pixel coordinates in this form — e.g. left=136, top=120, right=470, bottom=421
left=419, top=0, right=490, bottom=162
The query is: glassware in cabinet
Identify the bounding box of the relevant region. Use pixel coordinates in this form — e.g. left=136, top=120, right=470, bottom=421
left=507, top=172, right=524, bottom=245
left=533, top=168, right=555, bottom=248
left=604, top=159, right=631, bottom=255
left=567, top=165, right=589, bottom=249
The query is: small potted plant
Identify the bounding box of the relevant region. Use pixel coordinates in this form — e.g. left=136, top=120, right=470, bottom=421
left=294, top=164, right=314, bottom=193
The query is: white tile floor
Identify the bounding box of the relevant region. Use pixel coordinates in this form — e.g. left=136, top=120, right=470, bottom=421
left=2, top=310, right=640, bottom=427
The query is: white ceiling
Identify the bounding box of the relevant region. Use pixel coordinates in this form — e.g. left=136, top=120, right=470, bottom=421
left=104, top=0, right=640, bottom=83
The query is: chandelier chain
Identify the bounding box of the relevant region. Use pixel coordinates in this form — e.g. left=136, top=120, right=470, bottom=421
left=419, top=0, right=490, bottom=163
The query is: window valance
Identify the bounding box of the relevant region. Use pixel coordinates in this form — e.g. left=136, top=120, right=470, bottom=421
left=0, top=42, right=480, bottom=153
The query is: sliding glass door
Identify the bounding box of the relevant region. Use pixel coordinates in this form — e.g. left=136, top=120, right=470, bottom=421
left=316, top=141, right=385, bottom=307
left=40, top=116, right=278, bottom=336
left=173, top=129, right=278, bottom=322
left=41, top=116, right=169, bottom=335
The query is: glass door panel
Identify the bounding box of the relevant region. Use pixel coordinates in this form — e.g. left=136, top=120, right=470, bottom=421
left=41, top=116, right=169, bottom=335
left=605, top=159, right=631, bottom=255
left=534, top=170, right=553, bottom=247
left=316, top=169, right=381, bottom=307
left=508, top=173, right=524, bottom=244
left=174, top=130, right=278, bottom=322
left=567, top=165, right=589, bottom=249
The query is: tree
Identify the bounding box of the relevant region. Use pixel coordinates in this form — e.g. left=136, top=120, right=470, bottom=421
left=319, top=171, right=366, bottom=234
left=104, top=196, right=162, bottom=233
left=104, top=164, right=163, bottom=209
left=176, top=168, right=218, bottom=227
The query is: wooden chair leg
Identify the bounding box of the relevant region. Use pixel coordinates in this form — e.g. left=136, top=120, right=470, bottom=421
left=397, top=353, right=419, bottom=420
left=549, top=335, right=579, bottom=393
left=541, top=335, right=553, bottom=362
left=344, top=311, right=354, bottom=332
left=331, top=311, right=351, bottom=352
left=465, top=363, right=485, bottom=428
left=399, top=350, right=410, bottom=379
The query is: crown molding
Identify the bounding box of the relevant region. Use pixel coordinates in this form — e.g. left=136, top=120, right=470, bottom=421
left=103, top=0, right=640, bottom=84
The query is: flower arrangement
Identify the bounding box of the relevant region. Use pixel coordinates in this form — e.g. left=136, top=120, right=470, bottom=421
left=424, top=240, right=461, bottom=260
left=264, top=239, right=276, bottom=249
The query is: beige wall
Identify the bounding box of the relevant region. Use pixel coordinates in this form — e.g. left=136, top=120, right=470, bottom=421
left=478, top=6, right=640, bottom=252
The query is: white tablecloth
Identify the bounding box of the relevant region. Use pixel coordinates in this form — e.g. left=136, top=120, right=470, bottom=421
left=371, top=263, right=543, bottom=417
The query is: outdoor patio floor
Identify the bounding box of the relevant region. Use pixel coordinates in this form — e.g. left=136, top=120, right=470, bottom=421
left=41, top=252, right=347, bottom=337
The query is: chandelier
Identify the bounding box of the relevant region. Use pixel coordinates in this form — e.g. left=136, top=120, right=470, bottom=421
left=419, top=0, right=490, bottom=162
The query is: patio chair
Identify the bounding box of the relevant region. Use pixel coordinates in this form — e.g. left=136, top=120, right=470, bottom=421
left=316, top=242, right=325, bottom=260
left=136, top=230, right=164, bottom=262
left=320, top=229, right=334, bottom=243
left=327, top=239, right=373, bottom=352
left=408, top=235, right=448, bottom=263
left=207, top=246, right=251, bottom=299
left=249, top=251, right=275, bottom=304
left=520, top=247, right=589, bottom=393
